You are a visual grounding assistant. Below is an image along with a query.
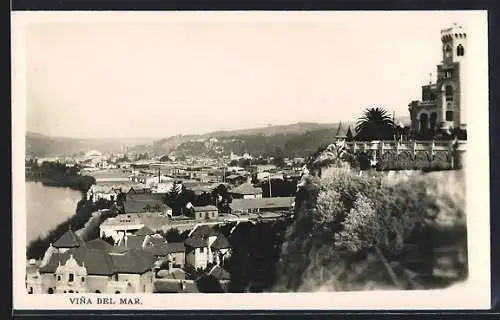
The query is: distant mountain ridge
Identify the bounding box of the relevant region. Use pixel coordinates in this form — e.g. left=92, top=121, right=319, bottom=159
left=26, top=117, right=411, bottom=158
left=25, top=132, right=157, bottom=158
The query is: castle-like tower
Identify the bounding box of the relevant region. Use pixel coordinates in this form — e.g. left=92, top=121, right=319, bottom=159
left=409, top=23, right=468, bottom=137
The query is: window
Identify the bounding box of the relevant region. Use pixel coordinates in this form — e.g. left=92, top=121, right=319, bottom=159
left=457, top=44, right=465, bottom=56
left=430, top=112, right=438, bottom=130
left=444, top=45, right=452, bottom=58
left=200, top=247, right=205, bottom=253
left=95, top=290, right=101, bottom=293
left=28, top=287, right=33, bottom=294
left=69, top=290, right=74, bottom=293
left=115, top=291, right=121, bottom=294
left=68, top=273, right=74, bottom=282
left=445, top=85, right=453, bottom=101
left=48, top=288, right=54, bottom=294
left=81, top=277, right=85, bottom=282
left=446, top=111, right=454, bottom=121
left=57, top=275, right=61, bottom=281
left=64, top=290, right=67, bottom=293
left=115, top=274, right=119, bottom=281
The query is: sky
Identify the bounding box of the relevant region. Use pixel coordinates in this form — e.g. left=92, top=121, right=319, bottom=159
left=22, top=11, right=487, bottom=139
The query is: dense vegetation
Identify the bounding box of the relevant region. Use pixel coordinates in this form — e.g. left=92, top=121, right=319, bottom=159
left=273, top=169, right=467, bottom=291
left=25, top=160, right=95, bottom=193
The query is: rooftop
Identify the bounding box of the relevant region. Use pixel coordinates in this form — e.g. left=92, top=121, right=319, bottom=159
left=52, top=229, right=83, bottom=249
left=208, top=265, right=231, bottom=281
left=193, top=205, right=218, bottom=212
left=230, top=197, right=295, bottom=210
left=184, top=236, right=207, bottom=249
left=189, top=224, right=218, bottom=238
left=230, top=182, right=263, bottom=195
left=210, top=233, right=231, bottom=250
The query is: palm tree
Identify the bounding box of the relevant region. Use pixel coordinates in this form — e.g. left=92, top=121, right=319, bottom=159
left=355, top=107, right=395, bottom=141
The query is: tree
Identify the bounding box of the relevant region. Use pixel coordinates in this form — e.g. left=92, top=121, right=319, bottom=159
left=271, top=156, right=286, bottom=168
left=161, top=228, right=184, bottom=242
left=354, top=107, right=395, bottom=141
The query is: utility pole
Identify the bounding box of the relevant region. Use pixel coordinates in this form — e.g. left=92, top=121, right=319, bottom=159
left=268, top=173, right=272, bottom=198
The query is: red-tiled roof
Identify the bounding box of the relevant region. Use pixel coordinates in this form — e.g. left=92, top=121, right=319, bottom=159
left=210, top=233, right=231, bottom=250
left=230, top=182, right=262, bottom=195
left=52, top=229, right=83, bottom=249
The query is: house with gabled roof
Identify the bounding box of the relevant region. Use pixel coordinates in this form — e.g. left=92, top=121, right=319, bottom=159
left=52, top=227, right=83, bottom=253
left=32, top=235, right=156, bottom=294
left=229, top=182, right=263, bottom=199
left=188, top=205, right=219, bottom=221
left=99, top=214, right=145, bottom=244
left=184, top=236, right=210, bottom=271
left=210, top=233, right=232, bottom=266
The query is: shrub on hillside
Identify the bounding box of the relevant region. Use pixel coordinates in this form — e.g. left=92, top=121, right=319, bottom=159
left=274, top=169, right=466, bottom=292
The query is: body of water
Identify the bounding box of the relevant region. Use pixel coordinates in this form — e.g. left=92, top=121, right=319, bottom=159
left=26, top=181, right=83, bottom=243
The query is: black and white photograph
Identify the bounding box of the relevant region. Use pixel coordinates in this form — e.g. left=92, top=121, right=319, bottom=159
left=12, top=10, right=490, bottom=310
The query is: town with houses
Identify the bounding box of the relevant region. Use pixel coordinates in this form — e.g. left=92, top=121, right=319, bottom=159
left=26, top=145, right=304, bottom=294
left=25, top=22, right=469, bottom=295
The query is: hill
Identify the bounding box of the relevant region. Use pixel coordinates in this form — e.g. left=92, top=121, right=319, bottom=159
left=141, top=121, right=358, bottom=156
left=25, top=132, right=156, bottom=158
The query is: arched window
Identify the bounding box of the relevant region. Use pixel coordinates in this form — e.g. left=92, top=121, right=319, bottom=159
left=445, top=85, right=453, bottom=101
left=457, top=44, right=465, bottom=56
left=68, top=290, right=74, bottom=293
left=115, top=291, right=121, bottom=294
left=28, top=287, right=33, bottom=294
left=48, top=288, right=54, bottom=294
left=95, top=290, right=101, bottom=293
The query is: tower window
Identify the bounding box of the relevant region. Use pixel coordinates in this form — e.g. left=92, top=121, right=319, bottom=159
left=457, top=44, right=465, bottom=56
left=445, top=85, right=453, bottom=101
left=57, top=275, right=61, bottom=281
left=68, top=273, right=74, bottom=282
left=446, top=111, right=454, bottom=121
left=444, top=45, right=452, bottom=58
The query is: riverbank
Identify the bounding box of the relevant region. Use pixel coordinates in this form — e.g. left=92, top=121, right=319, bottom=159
left=25, top=161, right=95, bottom=193
left=26, top=197, right=115, bottom=259
left=26, top=181, right=84, bottom=243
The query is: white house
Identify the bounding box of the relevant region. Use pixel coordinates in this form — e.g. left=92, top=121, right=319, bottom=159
left=99, top=214, right=145, bottom=244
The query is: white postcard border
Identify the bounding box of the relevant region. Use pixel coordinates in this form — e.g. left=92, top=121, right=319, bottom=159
left=12, top=10, right=491, bottom=310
